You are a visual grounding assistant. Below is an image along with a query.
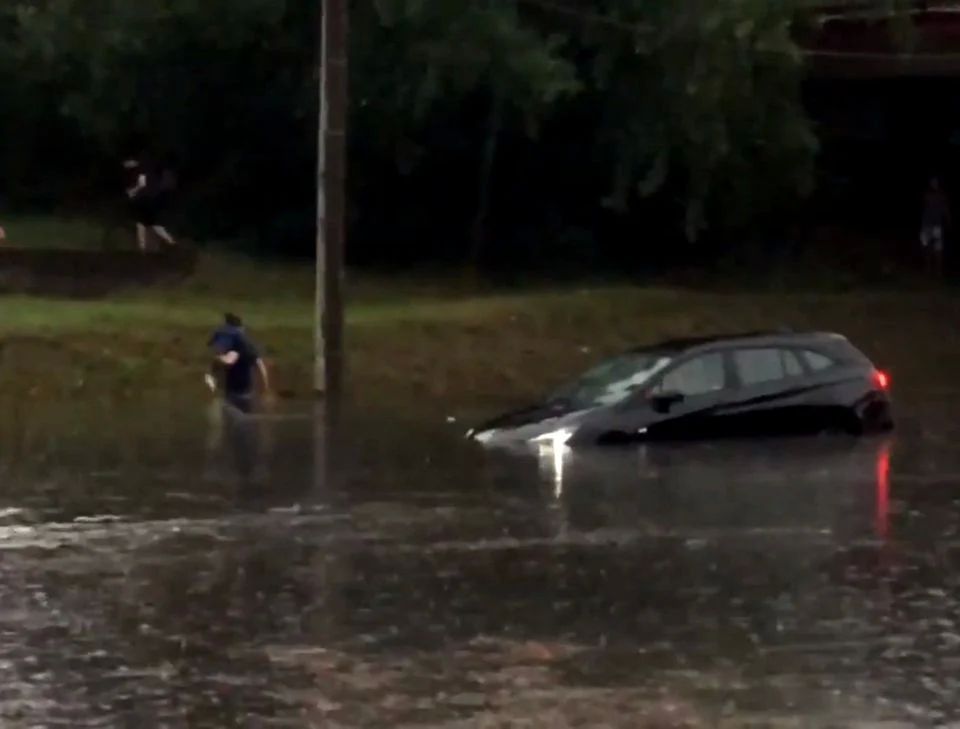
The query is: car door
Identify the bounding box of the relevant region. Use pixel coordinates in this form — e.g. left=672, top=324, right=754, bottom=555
left=641, top=352, right=731, bottom=440
left=717, top=347, right=815, bottom=436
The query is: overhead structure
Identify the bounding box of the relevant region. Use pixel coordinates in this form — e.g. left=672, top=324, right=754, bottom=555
left=803, top=2, right=960, bottom=78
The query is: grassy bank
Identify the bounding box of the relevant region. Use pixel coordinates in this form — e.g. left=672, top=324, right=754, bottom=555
left=1, top=215, right=110, bottom=250
left=0, top=248, right=958, bottom=427
left=0, top=217, right=954, bottom=420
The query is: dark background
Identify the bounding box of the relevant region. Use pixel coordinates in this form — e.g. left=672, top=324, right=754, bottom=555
left=1, top=1, right=959, bottom=277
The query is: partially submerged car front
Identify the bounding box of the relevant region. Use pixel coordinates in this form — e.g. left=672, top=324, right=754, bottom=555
left=466, top=349, right=673, bottom=450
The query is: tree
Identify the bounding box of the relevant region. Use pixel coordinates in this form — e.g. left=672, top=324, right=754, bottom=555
left=533, top=0, right=818, bottom=242
left=355, top=0, right=580, bottom=265
left=0, top=0, right=911, bottom=264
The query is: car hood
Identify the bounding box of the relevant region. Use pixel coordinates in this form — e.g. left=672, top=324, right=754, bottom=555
left=468, top=404, right=595, bottom=449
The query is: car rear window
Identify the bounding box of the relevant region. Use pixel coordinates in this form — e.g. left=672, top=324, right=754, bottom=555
left=734, top=348, right=804, bottom=386
left=783, top=350, right=804, bottom=377
left=801, top=350, right=835, bottom=372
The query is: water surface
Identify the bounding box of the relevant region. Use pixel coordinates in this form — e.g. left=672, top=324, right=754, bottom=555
left=0, top=400, right=956, bottom=727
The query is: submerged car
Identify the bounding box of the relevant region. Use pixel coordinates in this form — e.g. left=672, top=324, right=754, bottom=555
left=468, top=331, right=893, bottom=448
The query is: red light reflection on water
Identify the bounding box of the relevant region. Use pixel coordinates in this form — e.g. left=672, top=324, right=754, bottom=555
left=875, top=440, right=891, bottom=540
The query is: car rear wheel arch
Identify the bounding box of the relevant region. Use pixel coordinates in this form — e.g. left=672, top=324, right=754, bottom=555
left=856, top=398, right=894, bottom=433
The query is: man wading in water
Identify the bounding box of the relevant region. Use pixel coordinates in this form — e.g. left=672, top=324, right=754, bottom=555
left=205, top=313, right=272, bottom=487
left=206, top=312, right=271, bottom=412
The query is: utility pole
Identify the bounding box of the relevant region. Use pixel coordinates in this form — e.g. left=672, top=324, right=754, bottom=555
left=316, top=0, right=348, bottom=396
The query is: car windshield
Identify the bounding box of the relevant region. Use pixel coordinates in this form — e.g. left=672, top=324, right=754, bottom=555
left=548, top=352, right=673, bottom=409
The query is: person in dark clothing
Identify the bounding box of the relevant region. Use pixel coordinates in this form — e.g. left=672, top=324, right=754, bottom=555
left=206, top=312, right=271, bottom=413
left=124, top=157, right=177, bottom=252
left=921, top=177, right=951, bottom=277
left=205, top=313, right=272, bottom=487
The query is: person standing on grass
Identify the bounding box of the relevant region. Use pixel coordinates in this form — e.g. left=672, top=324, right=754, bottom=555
left=124, top=157, right=177, bottom=252
left=921, top=176, right=951, bottom=277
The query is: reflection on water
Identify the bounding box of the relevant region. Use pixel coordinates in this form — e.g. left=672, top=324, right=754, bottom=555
left=876, top=441, right=891, bottom=541
left=534, top=435, right=896, bottom=542
left=0, top=401, right=957, bottom=726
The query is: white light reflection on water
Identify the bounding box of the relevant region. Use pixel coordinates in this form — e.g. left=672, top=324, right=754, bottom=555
left=537, top=441, right=571, bottom=499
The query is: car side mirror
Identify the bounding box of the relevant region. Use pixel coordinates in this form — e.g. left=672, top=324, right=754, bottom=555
left=650, top=390, right=684, bottom=414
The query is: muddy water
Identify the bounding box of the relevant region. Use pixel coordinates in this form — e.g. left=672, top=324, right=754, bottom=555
left=0, top=400, right=957, bottom=727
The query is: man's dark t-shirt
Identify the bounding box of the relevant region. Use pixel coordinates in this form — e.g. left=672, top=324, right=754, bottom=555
left=209, top=326, right=260, bottom=402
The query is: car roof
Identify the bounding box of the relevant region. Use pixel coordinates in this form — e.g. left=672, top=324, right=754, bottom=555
left=629, top=330, right=848, bottom=354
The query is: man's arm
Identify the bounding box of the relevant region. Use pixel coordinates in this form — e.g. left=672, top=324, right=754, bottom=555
left=257, top=358, right=270, bottom=392
left=204, top=351, right=237, bottom=392
left=205, top=359, right=224, bottom=393
left=127, top=174, right=147, bottom=199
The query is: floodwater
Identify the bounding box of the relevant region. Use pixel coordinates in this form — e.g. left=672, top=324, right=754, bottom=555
left=0, top=399, right=959, bottom=727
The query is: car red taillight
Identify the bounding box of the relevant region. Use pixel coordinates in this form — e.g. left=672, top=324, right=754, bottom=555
left=874, top=370, right=890, bottom=390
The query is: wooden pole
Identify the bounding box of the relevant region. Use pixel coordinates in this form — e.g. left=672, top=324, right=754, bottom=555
left=316, top=0, right=348, bottom=396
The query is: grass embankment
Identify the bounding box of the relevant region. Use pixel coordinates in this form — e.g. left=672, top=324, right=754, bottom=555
left=1, top=215, right=108, bottom=250
left=0, top=246, right=958, bottom=428
left=0, top=216, right=957, bottom=423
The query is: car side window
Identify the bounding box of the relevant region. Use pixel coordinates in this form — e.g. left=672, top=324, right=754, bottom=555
left=802, top=350, right=835, bottom=372
left=655, top=353, right=725, bottom=396
left=783, top=350, right=804, bottom=377
left=734, top=348, right=802, bottom=386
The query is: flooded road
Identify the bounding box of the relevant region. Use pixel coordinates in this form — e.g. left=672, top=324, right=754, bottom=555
left=0, top=400, right=958, bottom=727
